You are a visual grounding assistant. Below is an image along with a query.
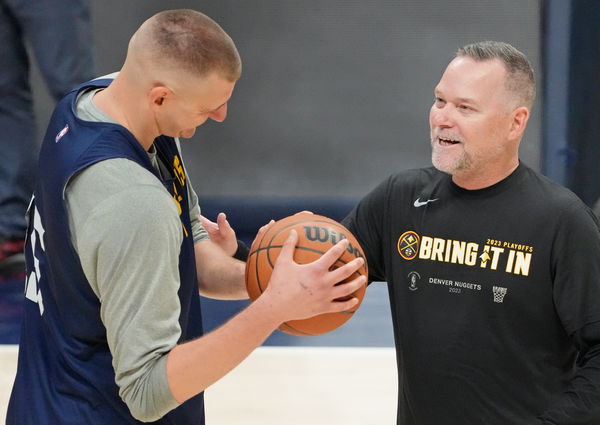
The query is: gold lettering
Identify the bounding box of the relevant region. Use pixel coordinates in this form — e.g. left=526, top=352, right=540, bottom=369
left=173, top=155, right=186, bottom=187
left=172, top=182, right=183, bottom=215
left=431, top=238, right=445, bottom=261
left=465, top=243, right=478, bottom=266
left=444, top=240, right=452, bottom=262
left=419, top=236, right=433, bottom=259
left=513, top=251, right=532, bottom=276
left=505, top=250, right=515, bottom=273
left=451, top=240, right=466, bottom=264
left=489, top=247, right=504, bottom=270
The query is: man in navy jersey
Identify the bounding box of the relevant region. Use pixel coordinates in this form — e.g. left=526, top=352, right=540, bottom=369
left=341, top=41, right=600, bottom=424
left=7, top=9, right=365, bottom=425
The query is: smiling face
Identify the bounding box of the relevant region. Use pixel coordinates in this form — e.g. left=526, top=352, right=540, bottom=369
left=150, top=72, right=235, bottom=140
left=429, top=56, right=527, bottom=189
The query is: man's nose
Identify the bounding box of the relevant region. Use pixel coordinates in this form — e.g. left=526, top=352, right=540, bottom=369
left=430, top=105, right=453, bottom=128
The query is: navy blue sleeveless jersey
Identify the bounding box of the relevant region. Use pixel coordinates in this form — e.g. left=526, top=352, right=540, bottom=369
left=7, top=79, right=205, bottom=425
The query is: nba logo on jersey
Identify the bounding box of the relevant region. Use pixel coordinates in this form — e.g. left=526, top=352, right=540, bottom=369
left=55, top=124, right=69, bottom=143
left=407, top=271, right=420, bottom=291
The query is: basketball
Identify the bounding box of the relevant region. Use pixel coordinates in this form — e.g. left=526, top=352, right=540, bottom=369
left=245, top=212, right=368, bottom=336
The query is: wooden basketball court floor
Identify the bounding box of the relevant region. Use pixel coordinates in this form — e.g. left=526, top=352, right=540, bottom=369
left=1, top=282, right=397, bottom=424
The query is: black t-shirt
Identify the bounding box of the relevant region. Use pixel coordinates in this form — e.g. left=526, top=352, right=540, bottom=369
left=344, top=163, right=600, bottom=425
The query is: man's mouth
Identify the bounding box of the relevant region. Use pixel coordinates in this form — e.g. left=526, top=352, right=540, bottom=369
left=437, top=136, right=461, bottom=146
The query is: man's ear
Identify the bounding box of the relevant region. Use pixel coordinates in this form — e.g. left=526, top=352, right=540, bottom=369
left=509, top=106, right=530, bottom=141
left=148, top=86, right=171, bottom=108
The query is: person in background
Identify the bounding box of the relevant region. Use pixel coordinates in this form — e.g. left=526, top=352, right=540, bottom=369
left=0, top=0, right=94, bottom=275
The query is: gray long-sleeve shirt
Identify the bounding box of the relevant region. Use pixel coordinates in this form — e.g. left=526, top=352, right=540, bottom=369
left=64, top=85, right=209, bottom=421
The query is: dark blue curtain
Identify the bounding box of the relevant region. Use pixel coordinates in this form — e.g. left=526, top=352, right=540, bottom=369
left=566, top=0, right=600, bottom=206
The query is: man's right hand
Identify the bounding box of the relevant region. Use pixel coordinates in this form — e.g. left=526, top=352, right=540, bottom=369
left=260, top=229, right=366, bottom=324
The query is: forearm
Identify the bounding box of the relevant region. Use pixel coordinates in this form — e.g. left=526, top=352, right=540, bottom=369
left=166, top=294, right=282, bottom=402
left=537, top=361, right=600, bottom=424
left=538, top=325, right=600, bottom=424
left=195, top=239, right=248, bottom=299
left=175, top=231, right=365, bottom=405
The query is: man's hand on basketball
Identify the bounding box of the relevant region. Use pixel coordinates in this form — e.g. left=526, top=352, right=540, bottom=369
left=265, top=229, right=366, bottom=321
left=250, top=219, right=275, bottom=249
left=199, top=213, right=238, bottom=256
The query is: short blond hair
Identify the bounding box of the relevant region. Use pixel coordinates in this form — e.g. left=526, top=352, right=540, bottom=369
left=140, top=9, right=241, bottom=82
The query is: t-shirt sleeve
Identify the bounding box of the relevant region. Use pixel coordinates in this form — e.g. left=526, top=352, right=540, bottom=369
left=540, top=200, right=600, bottom=422
left=552, top=202, right=600, bottom=334
left=342, top=177, right=391, bottom=283
left=65, top=159, right=183, bottom=422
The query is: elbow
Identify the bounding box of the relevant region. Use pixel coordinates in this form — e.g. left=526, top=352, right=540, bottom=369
left=119, top=370, right=179, bottom=422
left=122, top=393, right=167, bottom=423
left=130, top=410, right=160, bottom=423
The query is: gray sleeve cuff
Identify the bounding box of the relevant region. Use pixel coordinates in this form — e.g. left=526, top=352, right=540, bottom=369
left=121, top=355, right=181, bottom=422
left=188, top=185, right=210, bottom=243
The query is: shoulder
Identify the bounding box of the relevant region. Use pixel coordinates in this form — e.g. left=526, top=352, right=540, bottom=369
left=66, top=158, right=178, bottom=225
left=68, top=157, right=165, bottom=194
left=379, top=167, right=448, bottom=189
left=386, top=166, right=443, bottom=186
left=521, top=165, right=587, bottom=208
left=352, top=166, right=444, bottom=216
left=374, top=166, right=446, bottom=200
left=519, top=165, right=598, bottom=227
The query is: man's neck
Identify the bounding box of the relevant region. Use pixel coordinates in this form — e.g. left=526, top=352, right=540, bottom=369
left=451, top=160, right=519, bottom=190
left=92, top=80, right=156, bottom=150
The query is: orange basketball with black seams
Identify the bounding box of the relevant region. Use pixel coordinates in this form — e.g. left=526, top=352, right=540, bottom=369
left=245, top=212, right=368, bottom=336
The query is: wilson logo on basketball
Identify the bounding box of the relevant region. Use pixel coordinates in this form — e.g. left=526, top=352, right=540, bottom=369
left=303, top=226, right=364, bottom=259
left=398, top=231, right=420, bottom=260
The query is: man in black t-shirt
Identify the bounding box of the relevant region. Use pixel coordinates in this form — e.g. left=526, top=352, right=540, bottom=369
left=342, top=41, right=600, bottom=424
left=203, top=41, right=600, bottom=424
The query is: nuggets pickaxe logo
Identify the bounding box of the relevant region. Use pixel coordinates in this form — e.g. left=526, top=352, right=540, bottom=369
left=397, top=231, right=420, bottom=260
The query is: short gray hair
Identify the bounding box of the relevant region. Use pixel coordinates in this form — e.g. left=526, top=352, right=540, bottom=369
left=457, top=41, right=535, bottom=109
